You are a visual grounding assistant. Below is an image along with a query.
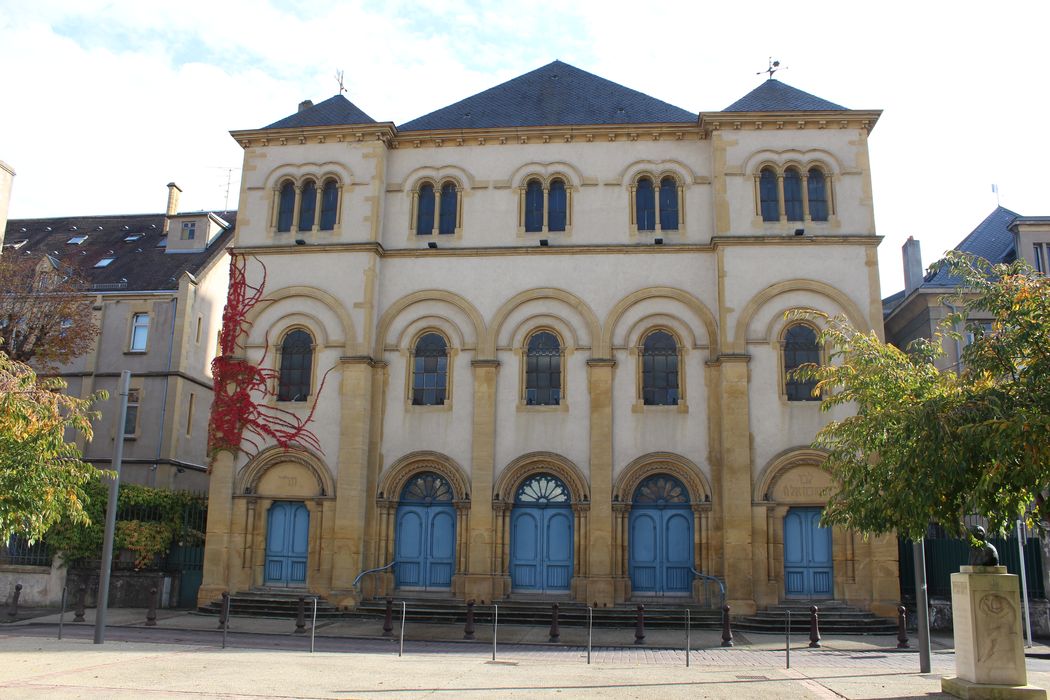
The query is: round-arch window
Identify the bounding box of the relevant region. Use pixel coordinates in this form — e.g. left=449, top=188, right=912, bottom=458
left=641, top=330, right=679, bottom=406
left=412, top=333, right=448, bottom=405
left=784, top=324, right=820, bottom=401
left=515, top=474, right=570, bottom=504
left=400, top=472, right=454, bottom=504
left=525, top=331, right=561, bottom=406
left=278, top=329, right=313, bottom=402
left=633, top=475, right=690, bottom=505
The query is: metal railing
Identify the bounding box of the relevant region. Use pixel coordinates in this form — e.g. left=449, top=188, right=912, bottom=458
left=352, top=561, right=395, bottom=596
left=691, top=568, right=726, bottom=609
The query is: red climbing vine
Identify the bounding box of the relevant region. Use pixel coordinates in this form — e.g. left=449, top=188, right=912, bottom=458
left=208, top=253, right=330, bottom=457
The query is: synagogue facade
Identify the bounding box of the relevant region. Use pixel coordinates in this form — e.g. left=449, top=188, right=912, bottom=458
left=200, top=62, right=899, bottom=615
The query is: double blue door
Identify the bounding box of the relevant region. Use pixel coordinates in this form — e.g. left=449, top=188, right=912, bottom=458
left=395, top=504, right=455, bottom=589
left=784, top=507, right=833, bottom=598
left=265, top=501, right=309, bottom=586
left=629, top=507, right=693, bottom=594
left=510, top=507, right=573, bottom=591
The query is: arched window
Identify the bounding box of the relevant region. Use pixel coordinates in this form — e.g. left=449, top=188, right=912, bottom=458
left=277, top=181, right=295, bottom=233
left=438, top=182, right=457, bottom=234
left=400, top=472, right=454, bottom=503
left=319, top=179, right=339, bottom=230
left=807, top=169, right=828, bottom=222
left=636, top=177, right=656, bottom=231
left=524, top=179, right=544, bottom=232
left=298, top=180, right=317, bottom=232
left=783, top=168, right=803, bottom=222
left=659, top=176, right=679, bottom=231
left=515, top=474, right=570, bottom=504
left=759, top=168, right=779, bottom=222
left=784, top=324, right=820, bottom=401
left=412, top=333, right=448, bottom=405
left=416, top=183, right=435, bottom=235
left=278, top=329, right=313, bottom=402
left=641, top=330, right=679, bottom=405
left=525, top=331, right=561, bottom=405
left=548, top=179, right=566, bottom=232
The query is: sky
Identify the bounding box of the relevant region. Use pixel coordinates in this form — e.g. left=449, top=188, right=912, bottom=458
left=1, top=1, right=1047, bottom=295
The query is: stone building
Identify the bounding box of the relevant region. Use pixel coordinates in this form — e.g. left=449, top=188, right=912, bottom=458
left=200, top=62, right=899, bottom=615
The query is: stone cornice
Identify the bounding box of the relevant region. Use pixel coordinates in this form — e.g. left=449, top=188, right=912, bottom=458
left=230, top=123, right=398, bottom=149
left=698, top=109, right=882, bottom=136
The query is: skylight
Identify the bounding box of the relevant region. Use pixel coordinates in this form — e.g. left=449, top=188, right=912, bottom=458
left=94, top=257, right=116, bottom=268
left=67, top=235, right=88, bottom=245
left=124, top=233, right=144, bottom=242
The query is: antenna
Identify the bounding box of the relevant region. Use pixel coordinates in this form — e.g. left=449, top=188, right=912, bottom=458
left=335, top=69, right=347, bottom=95
left=992, top=183, right=1001, bottom=206
left=207, top=166, right=242, bottom=210
left=757, top=57, right=782, bottom=80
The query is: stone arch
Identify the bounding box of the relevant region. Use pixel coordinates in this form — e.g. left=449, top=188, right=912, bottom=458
left=485, top=288, right=601, bottom=358
left=601, top=287, right=718, bottom=357
left=375, top=290, right=486, bottom=358
left=263, top=161, right=355, bottom=190
left=248, top=286, right=356, bottom=353
left=755, top=447, right=834, bottom=505
left=614, top=452, right=711, bottom=504
left=618, top=159, right=698, bottom=187
left=494, top=452, right=589, bottom=504
left=733, top=280, right=867, bottom=353
left=505, top=313, right=582, bottom=351
left=377, top=451, right=470, bottom=502
left=265, top=311, right=331, bottom=348
left=741, top=149, right=844, bottom=176
left=236, top=446, right=335, bottom=498
left=509, top=161, right=585, bottom=189
left=399, top=164, right=475, bottom=191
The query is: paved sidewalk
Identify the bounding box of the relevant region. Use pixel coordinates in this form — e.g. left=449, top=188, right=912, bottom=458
left=0, top=608, right=1048, bottom=698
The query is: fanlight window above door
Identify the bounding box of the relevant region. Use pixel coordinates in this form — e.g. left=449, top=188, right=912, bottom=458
left=633, top=475, right=689, bottom=505
left=515, top=474, right=570, bottom=504
left=400, top=472, right=454, bottom=504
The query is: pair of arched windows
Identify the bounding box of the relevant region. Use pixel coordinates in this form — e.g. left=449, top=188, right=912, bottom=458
left=523, top=178, right=568, bottom=233
left=276, top=178, right=340, bottom=233
left=758, top=166, right=829, bottom=223
left=634, top=176, right=680, bottom=232
left=416, top=181, right=460, bottom=235
left=783, top=324, right=820, bottom=401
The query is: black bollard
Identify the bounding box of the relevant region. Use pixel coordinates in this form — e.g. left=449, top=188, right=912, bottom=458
left=721, top=604, right=733, bottom=647
left=74, top=584, right=86, bottom=623
left=295, top=596, right=306, bottom=634
left=7, top=583, right=22, bottom=618
left=383, top=597, right=394, bottom=637
left=146, top=587, right=158, bottom=626
left=808, top=605, right=821, bottom=648
left=218, top=591, right=229, bottom=630
left=464, top=599, right=476, bottom=640
left=634, top=604, right=646, bottom=645
left=896, top=605, right=909, bottom=649
left=549, top=603, right=560, bottom=643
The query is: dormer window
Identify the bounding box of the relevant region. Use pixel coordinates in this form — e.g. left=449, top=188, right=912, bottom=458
left=181, top=222, right=196, bottom=241
left=67, top=235, right=88, bottom=245
left=94, top=256, right=116, bottom=268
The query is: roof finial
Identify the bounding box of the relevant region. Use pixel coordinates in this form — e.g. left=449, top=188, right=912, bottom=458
left=335, top=69, right=347, bottom=95
left=757, top=58, right=781, bottom=80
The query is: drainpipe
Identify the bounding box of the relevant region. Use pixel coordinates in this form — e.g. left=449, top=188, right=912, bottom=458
left=152, top=295, right=178, bottom=487
left=943, top=301, right=962, bottom=376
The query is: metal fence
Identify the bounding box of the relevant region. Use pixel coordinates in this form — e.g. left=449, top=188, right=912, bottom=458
left=1, top=535, right=54, bottom=567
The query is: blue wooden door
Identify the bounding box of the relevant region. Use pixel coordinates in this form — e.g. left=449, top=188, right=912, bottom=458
left=784, top=507, right=833, bottom=598
left=629, top=475, right=693, bottom=595
left=265, top=501, right=309, bottom=586
left=395, top=472, right=456, bottom=590
left=510, top=475, right=573, bottom=592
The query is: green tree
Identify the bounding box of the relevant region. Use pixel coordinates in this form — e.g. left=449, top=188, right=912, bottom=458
left=0, top=349, right=105, bottom=543
left=795, top=251, right=1050, bottom=539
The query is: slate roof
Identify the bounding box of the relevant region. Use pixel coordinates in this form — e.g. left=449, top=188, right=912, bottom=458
left=923, top=206, right=1018, bottom=287
left=722, top=79, right=846, bottom=112
left=3, top=212, right=235, bottom=292
left=398, top=60, right=696, bottom=131
left=264, top=95, right=376, bottom=130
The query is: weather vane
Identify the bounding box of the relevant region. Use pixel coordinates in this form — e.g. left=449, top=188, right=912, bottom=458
left=757, top=58, right=781, bottom=80
left=335, top=69, right=347, bottom=95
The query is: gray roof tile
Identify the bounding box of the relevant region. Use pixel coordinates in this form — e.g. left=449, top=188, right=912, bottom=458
left=924, top=206, right=1019, bottom=286
left=264, top=95, right=375, bottom=130
left=398, top=60, right=696, bottom=131
left=723, top=79, right=846, bottom=112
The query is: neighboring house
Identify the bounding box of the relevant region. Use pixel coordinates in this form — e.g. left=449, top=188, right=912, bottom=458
left=0, top=161, right=13, bottom=246
left=883, top=206, right=1050, bottom=369
left=200, top=61, right=898, bottom=616
left=2, top=184, right=234, bottom=490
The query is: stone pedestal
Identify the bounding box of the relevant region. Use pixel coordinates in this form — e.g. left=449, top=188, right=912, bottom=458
left=942, top=565, right=1046, bottom=699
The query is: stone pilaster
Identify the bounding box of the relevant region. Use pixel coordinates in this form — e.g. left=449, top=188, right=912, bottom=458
left=198, top=449, right=236, bottom=606
left=586, top=359, right=616, bottom=605
left=717, top=354, right=756, bottom=613
left=464, top=359, right=499, bottom=602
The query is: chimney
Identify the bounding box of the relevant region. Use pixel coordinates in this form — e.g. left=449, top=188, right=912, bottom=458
left=298, top=99, right=314, bottom=113
left=163, top=182, right=182, bottom=234
left=903, top=236, right=924, bottom=295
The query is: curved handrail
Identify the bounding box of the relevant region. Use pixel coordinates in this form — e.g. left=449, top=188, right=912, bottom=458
left=691, top=568, right=726, bottom=609
left=353, top=561, right=395, bottom=592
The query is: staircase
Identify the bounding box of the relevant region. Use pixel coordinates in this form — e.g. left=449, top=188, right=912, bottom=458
left=732, top=601, right=898, bottom=634
left=350, top=597, right=723, bottom=629
left=198, top=590, right=343, bottom=619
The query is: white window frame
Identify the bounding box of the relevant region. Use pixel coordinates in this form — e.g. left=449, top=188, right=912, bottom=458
left=130, top=313, right=150, bottom=352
